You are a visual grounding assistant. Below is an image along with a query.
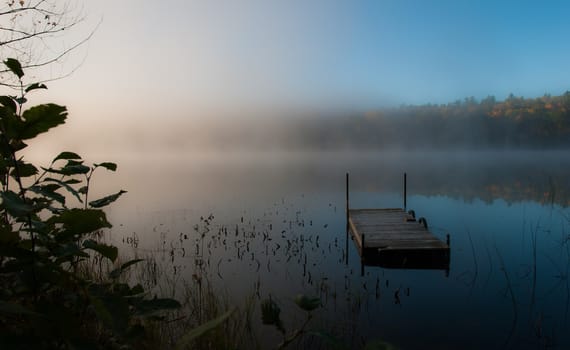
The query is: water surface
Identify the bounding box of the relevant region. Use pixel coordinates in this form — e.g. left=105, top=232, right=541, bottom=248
left=98, top=150, right=570, bottom=349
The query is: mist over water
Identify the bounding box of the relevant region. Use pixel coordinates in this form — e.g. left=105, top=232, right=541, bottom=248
left=6, top=0, right=570, bottom=347
left=28, top=94, right=570, bottom=157
left=19, top=93, right=570, bottom=349
left=81, top=150, right=569, bottom=214
left=85, top=149, right=569, bottom=349
left=18, top=95, right=570, bottom=348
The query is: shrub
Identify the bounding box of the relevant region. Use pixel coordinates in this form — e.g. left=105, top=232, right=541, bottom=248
left=0, top=58, right=179, bottom=349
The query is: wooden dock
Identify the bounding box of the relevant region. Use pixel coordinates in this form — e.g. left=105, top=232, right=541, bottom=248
left=346, top=174, right=450, bottom=271
left=349, top=208, right=450, bottom=269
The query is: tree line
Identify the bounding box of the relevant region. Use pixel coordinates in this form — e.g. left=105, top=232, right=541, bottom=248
left=288, top=91, right=570, bottom=150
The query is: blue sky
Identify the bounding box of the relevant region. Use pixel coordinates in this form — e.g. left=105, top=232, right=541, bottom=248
left=26, top=0, right=570, bottom=124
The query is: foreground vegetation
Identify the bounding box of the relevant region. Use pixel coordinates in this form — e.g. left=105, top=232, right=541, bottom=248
left=0, top=59, right=396, bottom=349
left=0, top=59, right=192, bottom=348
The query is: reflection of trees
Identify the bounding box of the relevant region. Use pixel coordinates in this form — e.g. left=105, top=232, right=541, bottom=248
left=345, top=152, right=570, bottom=207
left=419, top=180, right=566, bottom=207
left=357, top=177, right=568, bottom=207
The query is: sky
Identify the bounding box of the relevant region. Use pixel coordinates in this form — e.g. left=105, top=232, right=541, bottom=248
left=7, top=0, right=570, bottom=153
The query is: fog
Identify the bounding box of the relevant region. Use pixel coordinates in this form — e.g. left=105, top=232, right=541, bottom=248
left=24, top=99, right=570, bottom=163
left=12, top=0, right=570, bottom=163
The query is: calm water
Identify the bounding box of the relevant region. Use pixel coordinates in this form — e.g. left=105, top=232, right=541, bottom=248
left=96, top=150, right=570, bottom=349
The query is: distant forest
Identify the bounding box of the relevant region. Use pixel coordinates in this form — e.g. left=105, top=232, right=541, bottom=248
left=289, top=91, right=570, bottom=150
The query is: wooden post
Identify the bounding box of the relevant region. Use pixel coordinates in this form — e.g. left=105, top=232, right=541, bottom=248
left=345, top=172, right=349, bottom=265
left=403, top=172, right=407, bottom=211
left=445, top=234, right=451, bottom=278
left=361, top=234, right=365, bottom=276
left=346, top=173, right=349, bottom=228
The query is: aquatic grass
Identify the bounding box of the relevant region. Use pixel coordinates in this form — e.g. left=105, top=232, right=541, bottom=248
left=111, top=190, right=570, bottom=348
left=495, top=246, right=519, bottom=348
left=109, top=201, right=392, bottom=349
left=465, top=228, right=479, bottom=294
left=529, top=221, right=539, bottom=318
left=114, top=257, right=248, bottom=349
left=116, top=225, right=267, bottom=349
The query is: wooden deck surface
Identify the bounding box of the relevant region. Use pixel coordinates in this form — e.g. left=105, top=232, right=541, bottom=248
left=348, top=208, right=450, bottom=269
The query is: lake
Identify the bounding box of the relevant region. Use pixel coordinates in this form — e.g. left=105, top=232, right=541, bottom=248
left=93, top=150, right=570, bottom=349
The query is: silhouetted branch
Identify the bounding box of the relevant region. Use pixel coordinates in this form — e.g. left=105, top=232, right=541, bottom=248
left=0, top=0, right=96, bottom=85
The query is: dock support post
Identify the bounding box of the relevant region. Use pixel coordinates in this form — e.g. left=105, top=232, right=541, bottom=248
left=345, top=172, right=349, bottom=265
left=445, top=234, right=451, bottom=277
left=360, top=234, right=365, bottom=276
left=403, top=172, right=407, bottom=211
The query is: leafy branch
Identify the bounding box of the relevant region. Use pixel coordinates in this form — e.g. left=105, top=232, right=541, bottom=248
left=0, top=58, right=179, bottom=349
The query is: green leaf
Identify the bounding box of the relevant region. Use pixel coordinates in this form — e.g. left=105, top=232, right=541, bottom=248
left=89, top=190, right=127, bottom=208
left=131, top=284, right=144, bottom=295
left=54, top=242, right=90, bottom=263
left=94, top=162, right=117, bottom=172
left=25, top=83, right=47, bottom=93
left=0, top=95, right=17, bottom=113
left=19, top=104, right=67, bottom=140
left=60, top=163, right=90, bottom=175
left=109, top=258, right=144, bottom=279
left=37, top=183, right=60, bottom=192
left=51, top=208, right=111, bottom=237
left=261, top=298, right=284, bottom=332
left=120, top=258, right=145, bottom=271
left=0, top=110, right=20, bottom=140
left=53, top=151, right=81, bottom=162
left=175, top=308, right=235, bottom=350
left=294, top=294, right=321, bottom=312
left=0, top=190, right=33, bottom=217
left=64, top=178, right=82, bottom=185
left=83, top=239, right=118, bottom=262
left=9, top=139, right=27, bottom=152
left=10, top=161, right=38, bottom=178
left=45, top=159, right=90, bottom=175
left=4, top=58, right=24, bottom=79
left=29, top=184, right=66, bottom=206
left=44, top=177, right=82, bottom=203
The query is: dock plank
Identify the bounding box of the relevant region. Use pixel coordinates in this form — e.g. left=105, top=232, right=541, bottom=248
left=348, top=208, right=450, bottom=270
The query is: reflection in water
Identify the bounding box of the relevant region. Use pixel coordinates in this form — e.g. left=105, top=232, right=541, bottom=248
left=99, top=151, right=570, bottom=349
